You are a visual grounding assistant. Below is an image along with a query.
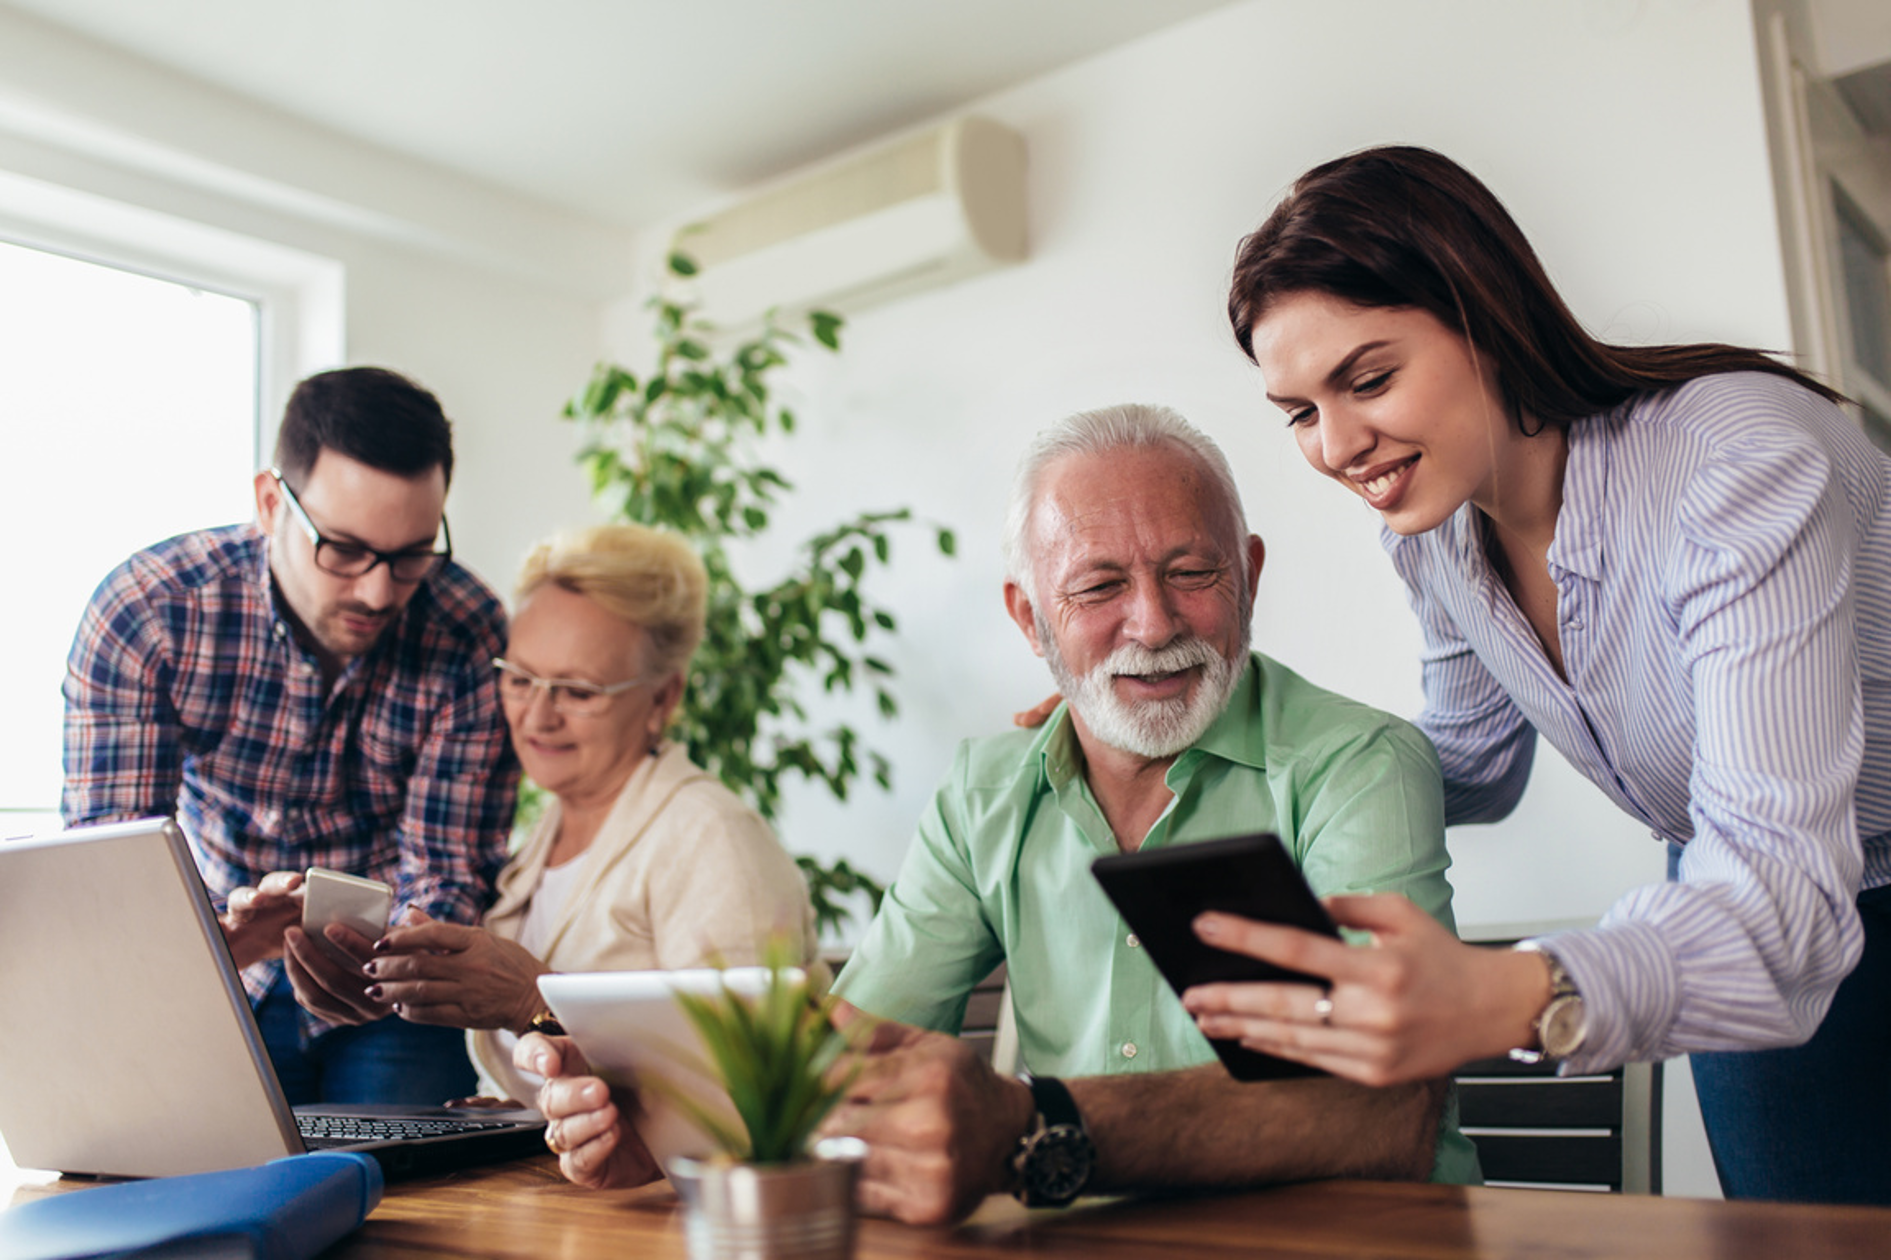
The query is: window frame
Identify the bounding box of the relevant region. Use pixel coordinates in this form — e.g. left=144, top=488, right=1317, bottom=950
left=0, top=174, right=344, bottom=831
left=0, top=166, right=344, bottom=461
left=1759, top=9, right=1891, bottom=444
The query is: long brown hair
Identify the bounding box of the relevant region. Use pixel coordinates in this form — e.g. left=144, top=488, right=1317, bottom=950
left=1228, top=146, right=1844, bottom=431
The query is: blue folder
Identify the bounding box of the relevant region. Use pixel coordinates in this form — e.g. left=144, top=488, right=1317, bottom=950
left=0, top=1151, right=381, bottom=1260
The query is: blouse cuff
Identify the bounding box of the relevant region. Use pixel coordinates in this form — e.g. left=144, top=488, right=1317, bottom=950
left=1526, top=921, right=1678, bottom=1076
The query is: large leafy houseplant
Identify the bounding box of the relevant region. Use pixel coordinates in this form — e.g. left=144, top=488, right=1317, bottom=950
left=562, top=251, right=954, bottom=937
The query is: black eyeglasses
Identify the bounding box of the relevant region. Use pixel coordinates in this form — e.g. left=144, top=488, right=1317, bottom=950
left=271, top=469, right=451, bottom=583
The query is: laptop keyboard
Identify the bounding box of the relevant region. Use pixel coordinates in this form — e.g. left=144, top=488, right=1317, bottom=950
left=298, top=1114, right=528, bottom=1148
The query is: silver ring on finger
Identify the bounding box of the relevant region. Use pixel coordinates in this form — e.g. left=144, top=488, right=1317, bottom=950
left=1313, top=995, right=1334, bottom=1027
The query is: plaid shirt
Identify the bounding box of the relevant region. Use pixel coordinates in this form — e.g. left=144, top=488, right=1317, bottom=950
left=61, top=523, right=519, bottom=1029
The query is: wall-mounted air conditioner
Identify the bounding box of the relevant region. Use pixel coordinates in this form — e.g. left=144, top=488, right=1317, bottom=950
left=686, top=116, right=1027, bottom=327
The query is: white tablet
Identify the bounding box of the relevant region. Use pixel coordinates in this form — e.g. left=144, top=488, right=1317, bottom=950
left=536, top=967, right=802, bottom=1174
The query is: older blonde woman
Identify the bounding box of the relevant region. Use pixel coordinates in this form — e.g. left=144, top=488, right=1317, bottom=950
left=364, top=522, right=818, bottom=1101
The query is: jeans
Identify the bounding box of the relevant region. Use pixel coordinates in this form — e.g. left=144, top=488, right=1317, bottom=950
left=256, top=971, right=476, bottom=1106
left=1671, top=843, right=1891, bottom=1204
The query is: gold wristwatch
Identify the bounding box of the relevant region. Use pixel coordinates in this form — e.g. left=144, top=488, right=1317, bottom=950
left=1509, top=941, right=1587, bottom=1065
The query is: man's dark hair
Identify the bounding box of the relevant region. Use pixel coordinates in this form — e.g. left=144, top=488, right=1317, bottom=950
left=273, top=366, right=455, bottom=488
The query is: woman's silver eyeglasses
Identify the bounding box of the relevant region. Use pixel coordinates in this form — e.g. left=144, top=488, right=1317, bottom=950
left=493, top=658, right=651, bottom=715
left=272, top=469, right=451, bottom=583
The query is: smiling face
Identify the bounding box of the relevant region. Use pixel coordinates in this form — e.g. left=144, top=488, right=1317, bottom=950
left=1247, top=291, right=1528, bottom=536
left=1004, top=443, right=1264, bottom=762
left=500, top=583, right=682, bottom=808
left=254, top=450, right=447, bottom=670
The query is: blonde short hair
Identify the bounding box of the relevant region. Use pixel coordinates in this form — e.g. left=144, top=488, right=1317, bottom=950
left=515, top=522, right=709, bottom=675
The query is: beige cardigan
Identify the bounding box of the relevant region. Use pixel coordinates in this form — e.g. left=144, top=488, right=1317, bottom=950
left=469, top=742, right=818, bottom=1100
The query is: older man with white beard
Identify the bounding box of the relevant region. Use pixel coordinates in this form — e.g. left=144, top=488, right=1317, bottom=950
left=521, top=404, right=1476, bottom=1220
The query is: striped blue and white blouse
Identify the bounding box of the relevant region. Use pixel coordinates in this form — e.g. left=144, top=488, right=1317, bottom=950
left=1385, top=372, right=1888, bottom=1075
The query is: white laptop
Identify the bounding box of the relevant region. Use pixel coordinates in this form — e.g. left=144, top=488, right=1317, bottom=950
left=0, top=817, right=545, bottom=1179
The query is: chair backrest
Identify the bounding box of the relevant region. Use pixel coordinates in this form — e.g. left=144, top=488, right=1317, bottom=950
left=1453, top=925, right=1662, bottom=1194
left=960, top=963, right=1018, bottom=1073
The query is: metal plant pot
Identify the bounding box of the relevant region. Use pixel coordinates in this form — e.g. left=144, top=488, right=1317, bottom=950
left=668, top=1136, right=868, bottom=1260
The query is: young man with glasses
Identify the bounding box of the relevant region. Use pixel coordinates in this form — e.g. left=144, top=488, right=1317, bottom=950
left=62, top=366, right=519, bottom=1106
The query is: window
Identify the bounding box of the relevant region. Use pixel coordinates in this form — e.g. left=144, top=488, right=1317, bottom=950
left=1835, top=185, right=1891, bottom=448
left=1759, top=13, right=1891, bottom=451
left=0, top=239, right=259, bottom=836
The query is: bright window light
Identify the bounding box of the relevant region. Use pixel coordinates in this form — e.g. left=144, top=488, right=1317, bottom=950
left=0, top=239, right=258, bottom=832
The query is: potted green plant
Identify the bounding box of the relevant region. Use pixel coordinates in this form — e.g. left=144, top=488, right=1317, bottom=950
left=562, top=249, right=954, bottom=942
left=659, top=954, right=869, bottom=1260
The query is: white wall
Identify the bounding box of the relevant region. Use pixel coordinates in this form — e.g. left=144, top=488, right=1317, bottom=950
left=618, top=0, right=1785, bottom=1195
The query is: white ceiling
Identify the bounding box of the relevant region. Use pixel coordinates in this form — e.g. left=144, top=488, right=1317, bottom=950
left=0, top=0, right=1245, bottom=231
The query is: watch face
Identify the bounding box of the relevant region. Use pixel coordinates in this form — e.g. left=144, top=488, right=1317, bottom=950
left=1542, top=995, right=1588, bottom=1058
left=1022, top=1125, right=1095, bottom=1206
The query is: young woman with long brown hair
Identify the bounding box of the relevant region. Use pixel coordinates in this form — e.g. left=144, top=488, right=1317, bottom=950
left=1187, top=145, right=1889, bottom=1204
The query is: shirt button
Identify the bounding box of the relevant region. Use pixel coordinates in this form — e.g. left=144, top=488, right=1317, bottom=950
left=273, top=623, right=286, bottom=638
left=1126, top=933, right=1141, bottom=949
left=1121, top=1042, right=1138, bottom=1059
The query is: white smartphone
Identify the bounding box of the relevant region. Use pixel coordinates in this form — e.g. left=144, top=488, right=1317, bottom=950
left=301, top=867, right=392, bottom=965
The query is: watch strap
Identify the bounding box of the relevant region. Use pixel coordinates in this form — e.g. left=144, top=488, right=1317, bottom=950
left=1022, top=1073, right=1082, bottom=1131
left=1011, top=1073, right=1094, bottom=1207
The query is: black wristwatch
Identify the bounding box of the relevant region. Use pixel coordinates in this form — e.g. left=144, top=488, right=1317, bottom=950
left=1010, top=1073, right=1095, bottom=1208
left=1509, top=941, right=1588, bottom=1065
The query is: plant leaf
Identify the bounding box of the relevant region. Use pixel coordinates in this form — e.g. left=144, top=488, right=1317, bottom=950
left=808, top=310, right=844, bottom=350
left=543, top=257, right=956, bottom=855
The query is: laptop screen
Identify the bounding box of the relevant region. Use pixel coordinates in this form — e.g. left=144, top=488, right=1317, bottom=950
left=0, top=817, right=304, bottom=1177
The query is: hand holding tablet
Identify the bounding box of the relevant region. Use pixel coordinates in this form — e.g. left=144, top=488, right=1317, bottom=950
left=1091, top=833, right=1339, bottom=1081
left=536, top=968, right=800, bottom=1177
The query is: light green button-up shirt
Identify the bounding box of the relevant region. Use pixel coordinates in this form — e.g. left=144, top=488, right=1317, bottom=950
left=835, top=651, right=1479, bottom=1184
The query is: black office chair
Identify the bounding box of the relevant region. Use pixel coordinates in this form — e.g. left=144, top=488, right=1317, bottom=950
left=1454, top=1054, right=1662, bottom=1192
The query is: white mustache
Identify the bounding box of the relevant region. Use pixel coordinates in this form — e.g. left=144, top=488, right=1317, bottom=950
left=1100, top=638, right=1216, bottom=679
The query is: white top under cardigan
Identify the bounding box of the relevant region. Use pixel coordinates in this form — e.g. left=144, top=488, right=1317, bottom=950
left=468, top=741, right=819, bottom=1101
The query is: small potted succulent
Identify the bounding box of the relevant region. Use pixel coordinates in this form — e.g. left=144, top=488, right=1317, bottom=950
left=660, top=955, right=868, bottom=1260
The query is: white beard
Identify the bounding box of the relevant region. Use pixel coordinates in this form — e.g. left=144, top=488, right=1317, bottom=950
left=1040, top=622, right=1243, bottom=759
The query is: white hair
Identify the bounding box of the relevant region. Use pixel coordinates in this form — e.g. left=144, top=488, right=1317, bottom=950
left=1001, top=403, right=1249, bottom=602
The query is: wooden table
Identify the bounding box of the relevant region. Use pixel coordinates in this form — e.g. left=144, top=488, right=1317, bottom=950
left=8, top=1154, right=1891, bottom=1258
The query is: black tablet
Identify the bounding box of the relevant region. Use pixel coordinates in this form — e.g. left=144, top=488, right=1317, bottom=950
left=1091, top=832, right=1339, bottom=1081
